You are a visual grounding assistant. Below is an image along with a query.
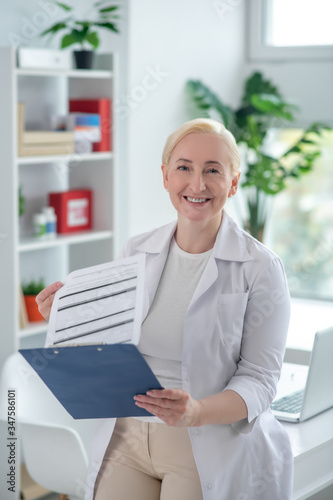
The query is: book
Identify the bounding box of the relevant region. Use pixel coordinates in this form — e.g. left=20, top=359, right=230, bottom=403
left=67, top=113, right=101, bottom=142
left=23, top=131, right=74, bottom=144
left=69, top=99, right=111, bottom=152
left=17, top=102, right=75, bottom=156
left=19, top=143, right=75, bottom=157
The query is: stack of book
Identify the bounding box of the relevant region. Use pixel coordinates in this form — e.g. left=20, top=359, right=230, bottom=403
left=18, top=102, right=75, bottom=157
left=69, top=98, right=112, bottom=151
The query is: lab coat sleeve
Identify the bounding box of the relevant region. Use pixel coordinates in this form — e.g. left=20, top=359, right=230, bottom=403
left=223, top=255, right=291, bottom=423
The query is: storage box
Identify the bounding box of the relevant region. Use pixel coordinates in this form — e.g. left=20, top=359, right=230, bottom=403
left=48, top=190, right=92, bottom=233
left=17, top=48, right=71, bottom=70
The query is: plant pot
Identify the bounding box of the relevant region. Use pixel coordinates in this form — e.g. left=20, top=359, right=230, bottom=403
left=24, top=295, right=44, bottom=322
left=74, top=50, right=94, bottom=70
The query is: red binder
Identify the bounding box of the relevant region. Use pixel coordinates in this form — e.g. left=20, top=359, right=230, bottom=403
left=69, top=99, right=111, bottom=152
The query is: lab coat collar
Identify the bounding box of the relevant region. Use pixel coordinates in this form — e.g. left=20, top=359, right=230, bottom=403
left=134, top=220, right=178, bottom=254
left=134, top=211, right=253, bottom=263
left=213, top=211, right=253, bottom=262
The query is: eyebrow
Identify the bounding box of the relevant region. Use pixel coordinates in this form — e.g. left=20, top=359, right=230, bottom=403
left=176, top=158, right=224, bottom=167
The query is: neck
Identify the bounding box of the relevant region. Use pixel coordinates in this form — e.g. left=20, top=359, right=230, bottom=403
left=175, top=213, right=223, bottom=254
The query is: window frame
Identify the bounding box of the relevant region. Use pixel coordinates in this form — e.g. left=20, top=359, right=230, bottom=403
left=248, top=0, right=333, bottom=61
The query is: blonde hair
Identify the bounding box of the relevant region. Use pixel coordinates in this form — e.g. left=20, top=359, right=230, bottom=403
left=162, top=118, right=240, bottom=175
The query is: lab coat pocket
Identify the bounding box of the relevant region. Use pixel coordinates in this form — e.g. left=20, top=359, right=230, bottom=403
left=218, top=292, right=249, bottom=357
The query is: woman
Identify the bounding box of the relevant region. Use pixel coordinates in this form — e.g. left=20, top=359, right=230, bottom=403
left=37, top=118, right=293, bottom=500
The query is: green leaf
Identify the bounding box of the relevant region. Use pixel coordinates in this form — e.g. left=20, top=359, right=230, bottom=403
left=22, top=278, right=46, bottom=296
left=73, top=27, right=89, bottom=42
left=75, top=21, right=92, bottom=29
left=86, top=31, right=100, bottom=49
left=40, top=21, right=69, bottom=37
left=251, top=93, right=297, bottom=121
left=54, top=1, right=72, bottom=11
left=99, top=5, right=119, bottom=13
left=186, top=80, right=234, bottom=128
left=60, top=33, right=77, bottom=48
left=94, top=22, right=120, bottom=33
left=242, top=72, right=281, bottom=105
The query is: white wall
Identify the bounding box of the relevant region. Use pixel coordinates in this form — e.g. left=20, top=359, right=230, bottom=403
left=125, top=0, right=246, bottom=237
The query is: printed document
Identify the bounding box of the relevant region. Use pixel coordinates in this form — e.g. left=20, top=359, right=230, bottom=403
left=46, top=254, right=146, bottom=347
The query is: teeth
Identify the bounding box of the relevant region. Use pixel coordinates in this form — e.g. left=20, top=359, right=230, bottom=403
left=186, top=197, right=207, bottom=203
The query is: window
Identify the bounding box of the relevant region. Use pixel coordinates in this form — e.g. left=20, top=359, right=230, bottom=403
left=248, top=0, right=333, bottom=60
left=267, top=0, right=333, bottom=47
left=265, top=129, right=333, bottom=301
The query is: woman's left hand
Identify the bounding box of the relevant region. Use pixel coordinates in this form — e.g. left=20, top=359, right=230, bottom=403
left=134, top=389, right=201, bottom=427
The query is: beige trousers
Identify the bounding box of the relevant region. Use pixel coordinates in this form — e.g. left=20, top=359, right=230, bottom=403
left=94, top=417, right=203, bottom=500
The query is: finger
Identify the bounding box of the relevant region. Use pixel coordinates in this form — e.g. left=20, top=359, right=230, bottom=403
left=134, top=400, right=173, bottom=416
left=146, top=389, right=185, bottom=400
left=36, top=281, right=63, bottom=305
left=134, top=394, right=167, bottom=406
left=134, top=401, right=183, bottom=427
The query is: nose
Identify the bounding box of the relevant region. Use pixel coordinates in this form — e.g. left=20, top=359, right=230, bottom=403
left=190, top=171, right=206, bottom=193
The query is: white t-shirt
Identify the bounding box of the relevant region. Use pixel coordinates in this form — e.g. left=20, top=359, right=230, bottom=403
left=139, top=237, right=213, bottom=390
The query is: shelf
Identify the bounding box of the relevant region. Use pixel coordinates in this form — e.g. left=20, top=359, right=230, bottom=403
left=19, top=230, right=113, bottom=252
left=19, top=322, right=48, bottom=339
left=15, top=68, right=113, bottom=79
left=0, top=46, right=116, bottom=373
left=17, top=151, right=113, bottom=165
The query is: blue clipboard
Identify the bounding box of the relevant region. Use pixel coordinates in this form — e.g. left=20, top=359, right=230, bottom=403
left=19, top=344, right=162, bottom=419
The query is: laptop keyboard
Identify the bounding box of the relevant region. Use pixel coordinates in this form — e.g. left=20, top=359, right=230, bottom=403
left=271, top=389, right=305, bottom=414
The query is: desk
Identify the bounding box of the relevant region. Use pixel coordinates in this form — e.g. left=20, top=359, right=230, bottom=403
left=276, top=363, right=333, bottom=499
left=283, top=408, right=333, bottom=499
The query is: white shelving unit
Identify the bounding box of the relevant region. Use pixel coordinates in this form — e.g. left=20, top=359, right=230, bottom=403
left=0, top=46, right=119, bottom=365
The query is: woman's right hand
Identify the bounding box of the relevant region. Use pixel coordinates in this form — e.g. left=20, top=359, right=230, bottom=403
left=35, top=281, right=63, bottom=321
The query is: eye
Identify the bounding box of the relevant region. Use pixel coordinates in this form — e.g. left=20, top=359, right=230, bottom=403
left=206, top=168, right=219, bottom=174
left=177, top=165, right=190, bottom=171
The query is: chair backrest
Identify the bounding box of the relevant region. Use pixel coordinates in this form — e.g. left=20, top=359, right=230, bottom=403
left=20, top=422, right=88, bottom=499
left=0, top=353, right=96, bottom=499
left=0, top=351, right=73, bottom=423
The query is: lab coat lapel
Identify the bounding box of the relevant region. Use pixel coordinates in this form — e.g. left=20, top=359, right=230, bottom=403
left=188, top=257, right=218, bottom=309
left=187, top=211, right=253, bottom=309
left=141, top=246, right=169, bottom=321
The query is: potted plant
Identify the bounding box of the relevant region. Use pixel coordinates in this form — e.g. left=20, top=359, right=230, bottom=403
left=186, top=72, right=329, bottom=241
left=22, top=279, right=46, bottom=322
left=40, top=1, right=120, bottom=69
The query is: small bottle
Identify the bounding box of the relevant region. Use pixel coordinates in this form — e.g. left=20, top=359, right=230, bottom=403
left=43, top=207, right=57, bottom=238
left=33, top=213, right=46, bottom=238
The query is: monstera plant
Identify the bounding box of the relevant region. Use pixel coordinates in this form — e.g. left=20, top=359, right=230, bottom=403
left=186, top=72, right=328, bottom=241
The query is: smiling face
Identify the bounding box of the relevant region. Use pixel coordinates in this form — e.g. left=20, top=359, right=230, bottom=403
left=161, top=132, right=240, bottom=228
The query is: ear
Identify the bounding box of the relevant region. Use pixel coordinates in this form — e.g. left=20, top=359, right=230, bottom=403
left=228, top=172, right=241, bottom=197
left=161, top=164, right=169, bottom=190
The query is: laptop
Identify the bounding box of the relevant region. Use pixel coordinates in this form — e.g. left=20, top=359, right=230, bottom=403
left=271, top=326, right=333, bottom=422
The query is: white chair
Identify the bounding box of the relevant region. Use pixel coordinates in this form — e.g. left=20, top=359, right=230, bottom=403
left=0, top=352, right=97, bottom=500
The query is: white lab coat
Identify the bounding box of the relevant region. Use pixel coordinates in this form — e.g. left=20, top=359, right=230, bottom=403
left=84, top=211, right=293, bottom=500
